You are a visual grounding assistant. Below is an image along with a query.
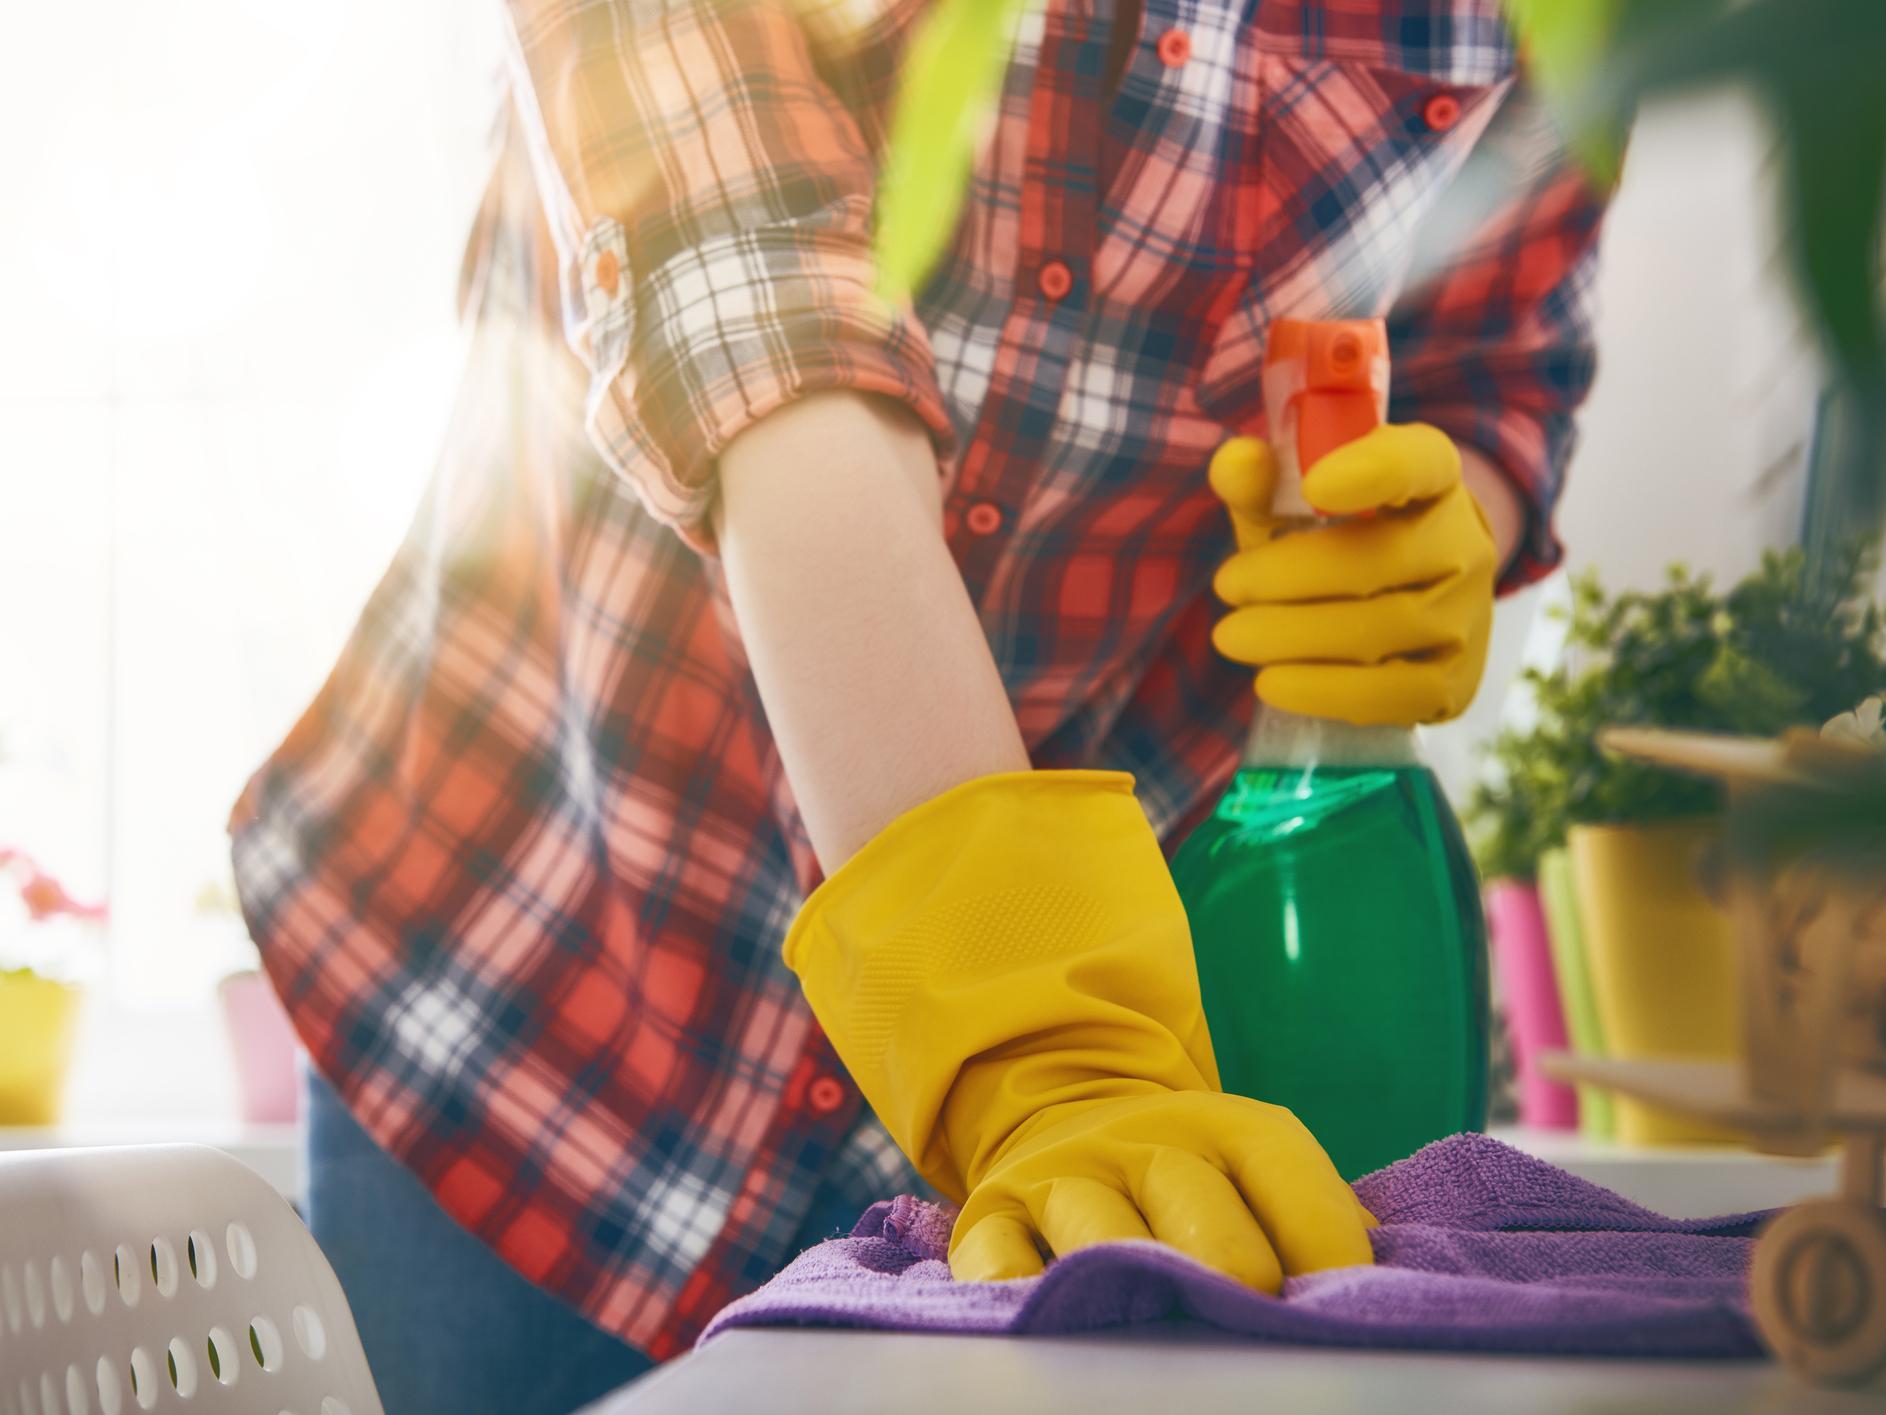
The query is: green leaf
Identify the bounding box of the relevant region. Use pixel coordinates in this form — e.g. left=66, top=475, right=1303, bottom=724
left=1502, top=0, right=1620, bottom=92
left=1775, top=88, right=1886, bottom=389
left=1506, top=0, right=1886, bottom=430
left=1502, top=0, right=1629, bottom=183
left=874, top=0, right=1028, bottom=304
left=1469, top=545, right=1886, bottom=849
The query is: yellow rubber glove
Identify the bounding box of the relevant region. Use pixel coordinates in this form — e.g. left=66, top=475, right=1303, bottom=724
left=1208, top=424, right=1497, bottom=726
left=785, top=770, right=1373, bottom=1288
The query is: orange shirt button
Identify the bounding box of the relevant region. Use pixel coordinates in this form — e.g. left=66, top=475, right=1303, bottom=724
left=1156, top=28, right=1192, bottom=67
left=594, top=250, right=621, bottom=297
left=1422, top=92, right=1462, bottom=132
left=807, top=1076, right=847, bottom=1114
left=965, top=501, right=1003, bottom=536
left=1037, top=260, right=1074, bottom=301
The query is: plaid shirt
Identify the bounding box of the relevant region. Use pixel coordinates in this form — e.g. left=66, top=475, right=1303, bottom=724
left=231, top=0, right=1605, bottom=1358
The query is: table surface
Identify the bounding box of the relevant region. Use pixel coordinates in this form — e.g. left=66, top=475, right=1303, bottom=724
left=0, top=1120, right=1859, bottom=1410
left=1487, top=1125, right=1839, bottom=1218
left=598, top=1134, right=1861, bottom=1415
left=0, top=1120, right=1839, bottom=1217
left=599, top=1327, right=1885, bottom=1414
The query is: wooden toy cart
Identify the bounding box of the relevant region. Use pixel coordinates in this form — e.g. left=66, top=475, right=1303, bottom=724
left=1542, top=725, right=1886, bottom=1387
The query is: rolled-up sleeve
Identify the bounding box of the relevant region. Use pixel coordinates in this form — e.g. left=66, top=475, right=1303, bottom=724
left=1386, top=84, right=1609, bottom=593
left=501, top=0, right=954, bottom=548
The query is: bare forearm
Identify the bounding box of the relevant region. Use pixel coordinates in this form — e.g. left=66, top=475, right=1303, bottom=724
left=716, top=392, right=1029, bottom=870
left=1459, top=445, right=1525, bottom=572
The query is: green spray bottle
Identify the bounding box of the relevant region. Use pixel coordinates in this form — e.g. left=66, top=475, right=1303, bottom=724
left=1170, top=319, right=1489, bottom=1181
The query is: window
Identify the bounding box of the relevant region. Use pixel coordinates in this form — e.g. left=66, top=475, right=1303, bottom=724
left=1, top=3, right=502, bottom=1114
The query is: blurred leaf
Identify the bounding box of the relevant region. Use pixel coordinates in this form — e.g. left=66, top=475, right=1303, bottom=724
left=1778, top=84, right=1886, bottom=387
left=874, top=0, right=1026, bottom=303
left=1502, top=0, right=1629, bottom=183
left=1502, top=0, right=1723, bottom=183
left=1504, top=0, right=1886, bottom=523
left=1502, top=0, right=1620, bottom=86
left=1695, top=644, right=1805, bottom=726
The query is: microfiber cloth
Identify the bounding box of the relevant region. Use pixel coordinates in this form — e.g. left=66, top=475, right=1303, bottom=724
left=701, top=1134, right=1770, bottom=1359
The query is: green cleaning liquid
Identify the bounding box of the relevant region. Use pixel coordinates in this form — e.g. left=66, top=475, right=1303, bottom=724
left=1170, top=713, right=1489, bottom=1180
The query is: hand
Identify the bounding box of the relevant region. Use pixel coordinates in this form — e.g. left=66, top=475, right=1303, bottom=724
left=1208, top=425, right=1498, bottom=726
left=785, top=770, right=1374, bottom=1290
left=952, top=1089, right=1373, bottom=1288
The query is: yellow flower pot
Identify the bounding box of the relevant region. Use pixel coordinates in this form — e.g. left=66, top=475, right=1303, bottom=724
left=0, top=971, right=82, bottom=1126
left=1569, top=820, right=1741, bottom=1146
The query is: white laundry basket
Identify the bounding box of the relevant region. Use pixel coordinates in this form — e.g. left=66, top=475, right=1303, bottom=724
left=0, top=1145, right=382, bottom=1415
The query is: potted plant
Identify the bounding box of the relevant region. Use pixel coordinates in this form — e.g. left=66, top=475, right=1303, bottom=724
left=1533, top=838, right=1614, bottom=1139
left=1522, top=547, right=1886, bottom=1142
left=1467, top=735, right=1580, bottom=1131
left=1472, top=712, right=1617, bottom=1139
left=0, top=848, right=105, bottom=1125
left=198, top=873, right=301, bottom=1126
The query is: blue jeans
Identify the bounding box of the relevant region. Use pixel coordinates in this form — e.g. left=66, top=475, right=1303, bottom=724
left=305, top=1073, right=657, bottom=1414
left=305, top=1073, right=871, bottom=1415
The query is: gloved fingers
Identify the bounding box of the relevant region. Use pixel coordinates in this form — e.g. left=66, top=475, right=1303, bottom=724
left=950, top=1206, right=1045, bottom=1282
left=1208, top=436, right=1281, bottom=554
left=1253, top=656, right=1472, bottom=726
left=1212, top=482, right=1489, bottom=606
left=1036, top=1175, right=1154, bottom=1257
left=1223, top=1113, right=1375, bottom=1276
left=1300, top=423, right=1460, bottom=516
left=1211, top=583, right=1467, bottom=670
left=1133, top=1147, right=1283, bottom=1293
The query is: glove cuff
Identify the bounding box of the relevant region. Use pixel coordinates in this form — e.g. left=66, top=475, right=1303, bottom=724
left=785, top=770, right=1218, bottom=1199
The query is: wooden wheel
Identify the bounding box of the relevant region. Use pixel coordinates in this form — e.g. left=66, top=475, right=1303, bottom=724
left=1751, top=1198, right=1886, bottom=1386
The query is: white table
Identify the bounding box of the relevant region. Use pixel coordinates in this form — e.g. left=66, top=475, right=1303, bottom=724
left=1489, top=1125, right=1839, bottom=1217
left=598, top=1133, right=1863, bottom=1414
left=601, top=1327, right=1884, bottom=1414
left=0, top=1123, right=1838, bottom=1219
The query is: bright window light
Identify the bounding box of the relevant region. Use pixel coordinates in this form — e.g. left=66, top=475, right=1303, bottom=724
left=0, top=2, right=503, bottom=1027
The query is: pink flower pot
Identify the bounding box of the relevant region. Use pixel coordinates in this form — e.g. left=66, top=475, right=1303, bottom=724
left=1484, top=879, right=1578, bottom=1130
left=217, top=970, right=301, bottom=1125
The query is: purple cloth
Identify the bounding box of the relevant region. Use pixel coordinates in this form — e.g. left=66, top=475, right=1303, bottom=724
left=701, top=1135, right=1769, bottom=1359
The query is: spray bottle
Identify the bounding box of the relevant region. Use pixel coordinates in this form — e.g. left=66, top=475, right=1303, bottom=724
left=1169, top=319, right=1489, bottom=1180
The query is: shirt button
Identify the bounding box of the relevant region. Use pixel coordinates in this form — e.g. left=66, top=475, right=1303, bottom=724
left=1037, top=260, right=1074, bottom=301
left=807, top=1076, right=847, bottom=1114
left=1156, top=28, right=1192, bottom=67
left=1421, top=92, right=1462, bottom=133
left=594, top=250, right=622, bottom=297
left=965, top=501, right=1003, bottom=536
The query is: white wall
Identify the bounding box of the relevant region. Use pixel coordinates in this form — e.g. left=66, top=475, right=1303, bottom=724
left=1, top=2, right=505, bottom=1124
left=1556, top=91, right=1820, bottom=592
left=1427, top=88, right=1823, bottom=798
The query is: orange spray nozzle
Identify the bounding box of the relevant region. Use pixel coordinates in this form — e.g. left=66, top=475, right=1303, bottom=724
left=1261, top=319, right=1390, bottom=514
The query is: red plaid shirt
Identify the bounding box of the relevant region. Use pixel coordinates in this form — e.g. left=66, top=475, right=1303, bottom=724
left=231, top=0, right=1606, bottom=1358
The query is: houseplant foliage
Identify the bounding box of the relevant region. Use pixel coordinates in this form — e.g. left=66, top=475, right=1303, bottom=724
left=1470, top=544, right=1886, bottom=864
left=1471, top=546, right=1886, bottom=1142
left=0, top=848, right=106, bottom=1125
left=1725, top=695, right=1886, bottom=870
left=199, top=870, right=304, bottom=1125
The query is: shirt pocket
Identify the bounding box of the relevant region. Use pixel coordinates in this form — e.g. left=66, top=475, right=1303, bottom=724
left=1195, top=4, right=1516, bottom=431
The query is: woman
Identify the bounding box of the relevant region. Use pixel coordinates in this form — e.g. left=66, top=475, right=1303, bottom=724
left=231, top=0, right=1606, bottom=1408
